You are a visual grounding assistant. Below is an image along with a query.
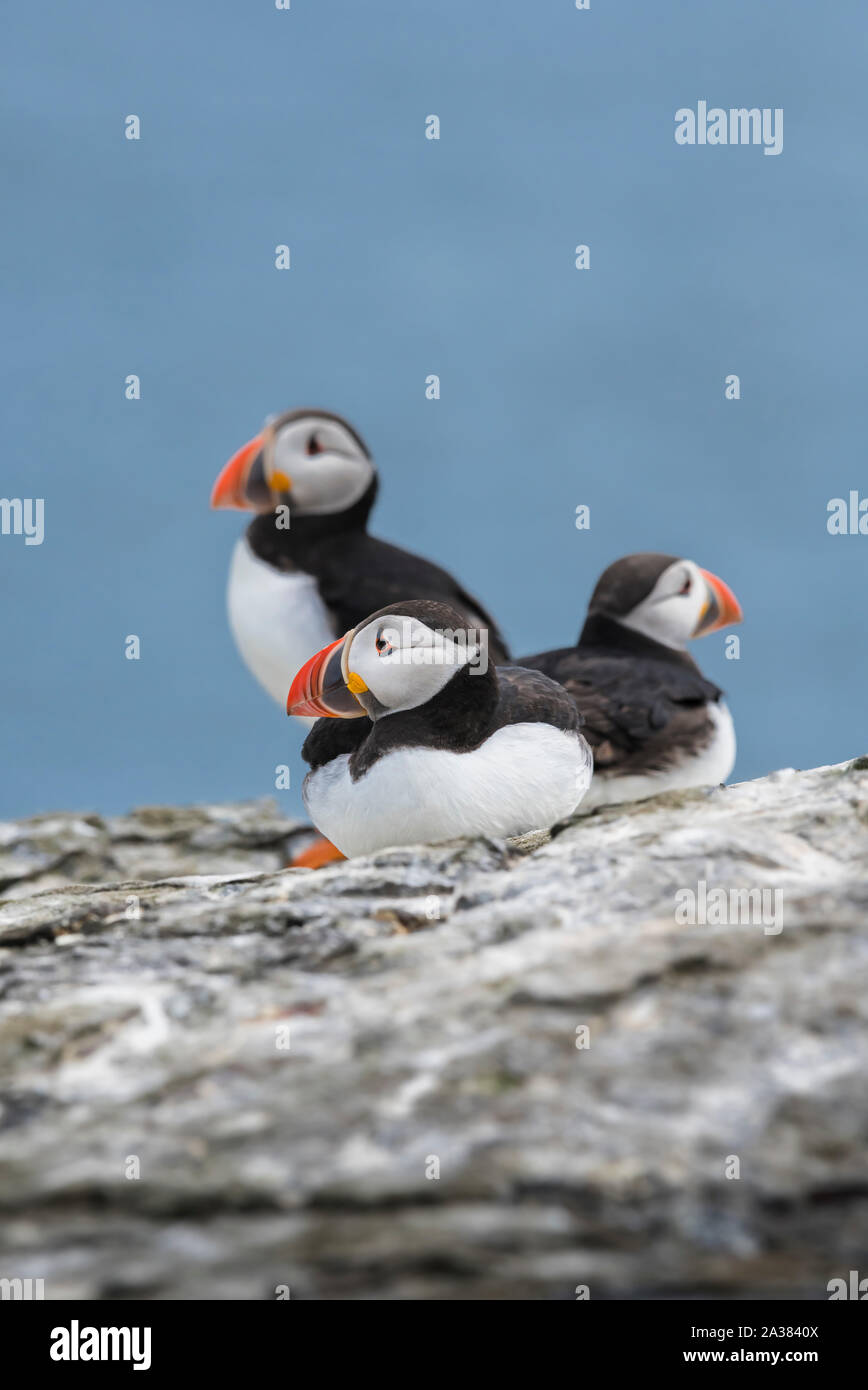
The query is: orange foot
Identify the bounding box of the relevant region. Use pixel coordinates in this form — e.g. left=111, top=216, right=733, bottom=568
left=290, top=837, right=346, bottom=869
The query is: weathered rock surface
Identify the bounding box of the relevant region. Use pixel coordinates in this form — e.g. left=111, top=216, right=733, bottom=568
left=1, top=759, right=867, bottom=1300
left=0, top=799, right=312, bottom=900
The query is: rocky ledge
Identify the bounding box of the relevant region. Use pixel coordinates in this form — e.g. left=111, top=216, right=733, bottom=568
left=1, top=758, right=867, bottom=1300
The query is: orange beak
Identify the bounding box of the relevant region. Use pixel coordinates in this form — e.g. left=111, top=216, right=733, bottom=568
left=210, top=434, right=265, bottom=510
left=694, top=569, right=743, bottom=637
left=286, top=634, right=368, bottom=719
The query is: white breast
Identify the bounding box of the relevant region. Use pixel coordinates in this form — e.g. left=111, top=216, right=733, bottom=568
left=580, top=700, right=737, bottom=812
left=303, top=722, right=593, bottom=858
left=226, top=537, right=336, bottom=715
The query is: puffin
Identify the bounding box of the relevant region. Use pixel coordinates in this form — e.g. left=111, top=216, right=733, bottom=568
left=285, top=599, right=593, bottom=858
left=518, top=553, right=743, bottom=811
left=211, top=408, right=510, bottom=717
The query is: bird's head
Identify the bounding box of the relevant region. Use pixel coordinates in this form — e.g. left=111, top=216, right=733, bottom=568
left=211, top=409, right=375, bottom=518
left=587, top=553, right=743, bottom=650
left=286, top=600, right=488, bottom=721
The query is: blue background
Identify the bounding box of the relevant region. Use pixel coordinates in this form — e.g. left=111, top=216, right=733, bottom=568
left=2, top=0, right=865, bottom=819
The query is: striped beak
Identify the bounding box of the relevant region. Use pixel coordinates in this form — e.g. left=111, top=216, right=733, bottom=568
left=211, top=431, right=286, bottom=511
left=286, top=633, right=368, bottom=719
left=210, top=422, right=292, bottom=511
left=693, top=569, right=743, bottom=637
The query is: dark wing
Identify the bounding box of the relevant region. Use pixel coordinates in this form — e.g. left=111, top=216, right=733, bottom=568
left=310, top=532, right=511, bottom=663
left=494, top=663, right=584, bottom=735
left=301, top=715, right=371, bottom=770
left=519, top=648, right=721, bottom=773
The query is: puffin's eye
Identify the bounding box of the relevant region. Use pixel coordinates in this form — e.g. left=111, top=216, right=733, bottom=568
left=306, top=433, right=323, bottom=456
left=375, top=633, right=393, bottom=656
left=679, top=575, right=692, bottom=596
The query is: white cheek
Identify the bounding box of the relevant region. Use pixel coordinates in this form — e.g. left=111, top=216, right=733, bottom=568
left=354, top=648, right=391, bottom=701
left=366, top=651, right=424, bottom=707
left=351, top=643, right=412, bottom=706
left=289, top=455, right=372, bottom=515
left=364, top=650, right=463, bottom=714
left=671, top=595, right=702, bottom=644
left=375, top=655, right=411, bottom=705
left=620, top=594, right=695, bottom=649
left=346, top=641, right=378, bottom=690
